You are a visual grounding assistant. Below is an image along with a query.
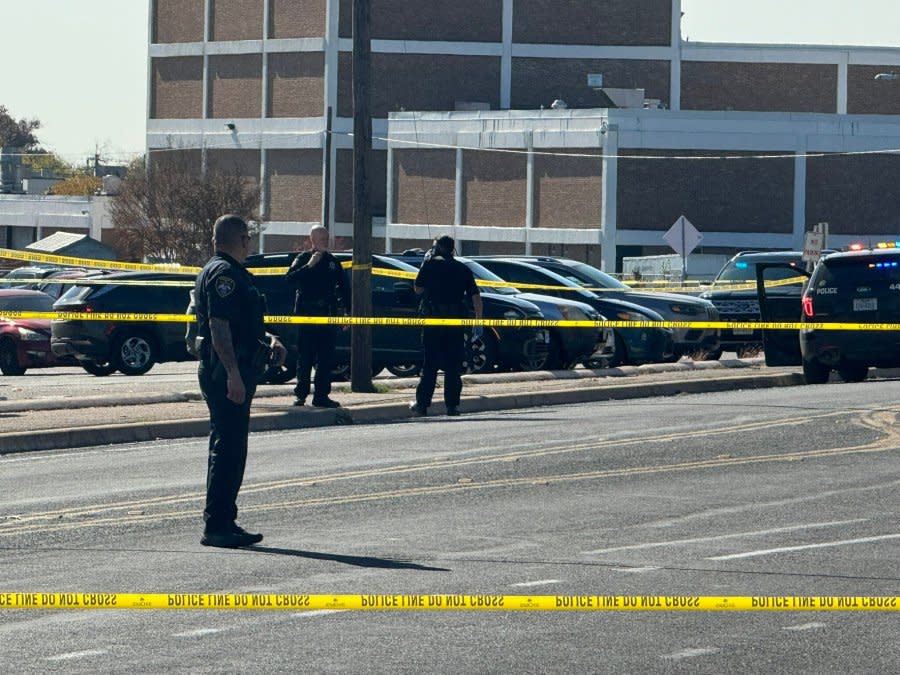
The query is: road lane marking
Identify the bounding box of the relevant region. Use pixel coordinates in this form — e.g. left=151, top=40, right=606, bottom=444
left=45, top=649, right=108, bottom=661
left=582, top=520, right=868, bottom=555
left=172, top=628, right=224, bottom=637
left=708, top=533, right=900, bottom=560
left=291, top=610, right=347, bottom=618
left=3, top=440, right=898, bottom=537
left=783, top=622, right=827, bottom=631
left=0, top=409, right=847, bottom=529
left=661, top=648, right=721, bottom=660
left=510, top=579, right=563, bottom=588
left=0, top=413, right=896, bottom=535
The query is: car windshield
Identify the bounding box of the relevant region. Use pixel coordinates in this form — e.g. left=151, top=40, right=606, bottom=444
left=562, top=262, right=628, bottom=290
left=0, top=294, right=54, bottom=312
left=457, top=259, right=519, bottom=295
left=716, top=259, right=802, bottom=283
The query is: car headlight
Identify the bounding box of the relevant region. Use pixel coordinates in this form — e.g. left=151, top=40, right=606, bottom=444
left=17, top=327, right=44, bottom=342
left=616, top=310, right=645, bottom=322
left=669, top=303, right=701, bottom=315
left=502, top=308, right=524, bottom=320
left=558, top=305, right=589, bottom=321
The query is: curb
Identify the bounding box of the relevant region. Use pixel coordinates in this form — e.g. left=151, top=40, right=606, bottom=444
left=1, top=371, right=802, bottom=455
left=0, top=357, right=765, bottom=414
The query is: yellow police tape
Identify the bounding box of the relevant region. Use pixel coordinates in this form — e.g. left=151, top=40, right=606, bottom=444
left=0, top=246, right=804, bottom=294
left=0, top=247, right=195, bottom=273
left=0, top=311, right=897, bottom=332
left=0, top=593, right=897, bottom=611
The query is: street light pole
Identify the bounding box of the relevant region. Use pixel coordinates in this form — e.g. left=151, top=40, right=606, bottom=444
left=351, top=0, right=375, bottom=392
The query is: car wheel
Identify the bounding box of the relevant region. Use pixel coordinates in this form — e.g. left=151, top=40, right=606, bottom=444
left=518, top=347, right=549, bottom=372
left=81, top=360, right=117, bottom=377
left=0, top=338, right=26, bottom=376
left=737, top=344, right=763, bottom=358
left=802, top=358, right=830, bottom=385
left=695, top=346, right=723, bottom=361
left=545, top=333, right=579, bottom=370
left=837, top=361, right=869, bottom=383
left=467, top=332, right=499, bottom=374
left=387, top=363, right=421, bottom=378
left=112, top=332, right=156, bottom=376
left=606, top=333, right=628, bottom=368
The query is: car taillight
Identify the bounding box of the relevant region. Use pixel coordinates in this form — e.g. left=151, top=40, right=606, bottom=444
left=802, top=294, right=814, bottom=317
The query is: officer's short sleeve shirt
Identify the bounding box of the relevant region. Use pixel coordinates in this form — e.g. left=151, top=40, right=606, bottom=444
left=205, top=261, right=245, bottom=321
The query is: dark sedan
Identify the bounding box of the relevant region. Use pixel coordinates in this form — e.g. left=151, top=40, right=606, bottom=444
left=487, top=256, right=720, bottom=359
left=473, top=257, right=674, bottom=366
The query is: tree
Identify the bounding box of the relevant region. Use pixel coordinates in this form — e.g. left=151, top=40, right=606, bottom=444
left=50, top=175, right=102, bottom=196
left=22, top=152, right=76, bottom=178
left=0, top=105, right=42, bottom=151
left=111, top=156, right=261, bottom=266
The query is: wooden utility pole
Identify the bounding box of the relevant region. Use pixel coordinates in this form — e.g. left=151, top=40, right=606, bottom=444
left=350, top=0, right=375, bottom=392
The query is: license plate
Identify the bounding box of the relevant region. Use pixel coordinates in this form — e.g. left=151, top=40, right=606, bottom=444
left=853, top=297, right=877, bottom=312
left=732, top=328, right=754, bottom=336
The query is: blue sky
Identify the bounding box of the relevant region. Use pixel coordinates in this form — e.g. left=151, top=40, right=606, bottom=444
left=3, top=0, right=899, bottom=163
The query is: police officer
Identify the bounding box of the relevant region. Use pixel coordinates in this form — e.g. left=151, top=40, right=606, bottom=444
left=409, top=235, right=483, bottom=417
left=195, top=214, right=286, bottom=548
left=286, top=225, right=349, bottom=408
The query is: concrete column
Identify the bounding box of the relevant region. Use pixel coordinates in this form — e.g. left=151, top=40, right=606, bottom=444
left=385, top=145, right=394, bottom=253
left=837, top=51, right=849, bottom=115
left=793, top=136, right=808, bottom=251
left=501, top=0, right=513, bottom=109
left=323, top=0, right=340, bottom=233
left=454, top=145, right=464, bottom=227
left=200, top=0, right=212, bottom=175
left=670, top=0, right=682, bottom=111
left=600, top=125, right=618, bottom=273
left=525, top=131, right=534, bottom=255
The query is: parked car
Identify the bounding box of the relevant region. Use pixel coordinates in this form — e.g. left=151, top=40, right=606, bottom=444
left=700, top=251, right=806, bottom=358
left=0, top=289, right=76, bottom=375
left=485, top=256, right=720, bottom=359
left=36, top=268, right=113, bottom=300
left=1, top=266, right=61, bottom=287
left=472, top=257, right=674, bottom=366
left=243, top=252, right=551, bottom=381
left=391, top=253, right=610, bottom=369
left=1, top=266, right=113, bottom=300
left=758, top=244, right=900, bottom=384
left=51, top=272, right=195, bottom=376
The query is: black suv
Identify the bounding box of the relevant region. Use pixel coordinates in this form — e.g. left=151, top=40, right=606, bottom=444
left=244, top=252, right=551, bottom=381
left=700, top=251, right=806, bottom=358
left=51, top=272, right=195, bottom=376
left=800, top=247, right=900, bottom=383
left=757, top=245, right=900, bottom=384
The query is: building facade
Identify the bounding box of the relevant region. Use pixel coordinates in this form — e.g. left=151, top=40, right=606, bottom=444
left=147, top=0, right=900, bottom=270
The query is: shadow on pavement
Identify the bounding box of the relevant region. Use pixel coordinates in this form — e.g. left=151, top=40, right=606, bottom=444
left=247, top=545, right=450, bottom=571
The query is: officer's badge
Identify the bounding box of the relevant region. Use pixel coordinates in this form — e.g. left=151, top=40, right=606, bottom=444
left=329, top=262, right=336, bottom=270
left=215, top=276, right=236, bottom=298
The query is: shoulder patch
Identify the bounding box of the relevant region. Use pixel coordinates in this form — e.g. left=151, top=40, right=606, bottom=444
left=215, top=276, right=236, bottom=298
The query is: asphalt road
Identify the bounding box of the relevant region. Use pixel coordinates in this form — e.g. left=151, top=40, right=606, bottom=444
left=1, top=382, right=899, bottom=672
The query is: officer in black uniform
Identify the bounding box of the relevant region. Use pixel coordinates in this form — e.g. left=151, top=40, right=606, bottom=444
left=410, top=235, right=483, bottom=417
left=286, top=225, right=350, bottom=408
left=194, top=214, right=286, bottom=548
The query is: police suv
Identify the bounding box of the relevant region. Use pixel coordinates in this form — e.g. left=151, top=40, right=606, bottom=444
left=798, top=244, right=900, bottom=384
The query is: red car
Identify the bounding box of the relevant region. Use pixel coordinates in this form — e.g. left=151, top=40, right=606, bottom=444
left=0, top=289, right=74, bottom=375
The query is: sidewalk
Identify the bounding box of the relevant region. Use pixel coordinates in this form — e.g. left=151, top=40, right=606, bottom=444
left=0, top=358, right=803, bottom=454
